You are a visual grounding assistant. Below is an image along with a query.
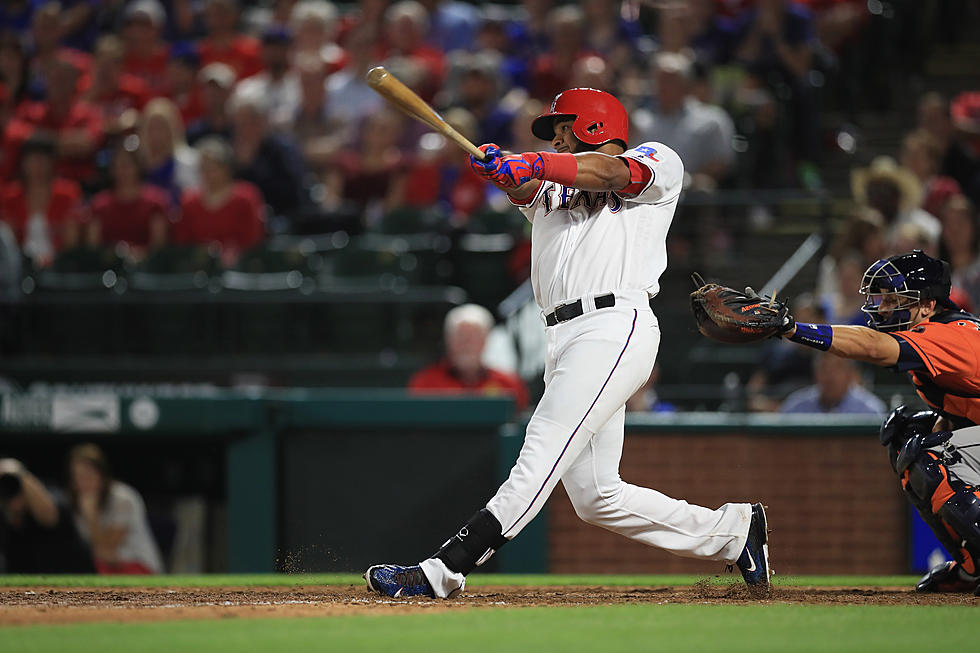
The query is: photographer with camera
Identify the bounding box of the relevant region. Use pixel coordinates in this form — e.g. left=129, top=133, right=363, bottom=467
left=0, top=458, right=95, bottom=573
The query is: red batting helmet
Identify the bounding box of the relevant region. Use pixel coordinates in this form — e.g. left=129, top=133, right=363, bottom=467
left=531, top=88, right=629, bottom=147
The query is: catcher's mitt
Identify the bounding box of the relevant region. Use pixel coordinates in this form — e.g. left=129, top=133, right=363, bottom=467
left=689, top=273, right=794, bottom=344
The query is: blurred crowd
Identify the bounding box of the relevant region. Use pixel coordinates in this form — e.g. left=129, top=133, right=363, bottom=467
left=0, top=0, right=979, bottom=416
left=0, top=0, right=973, bottom=274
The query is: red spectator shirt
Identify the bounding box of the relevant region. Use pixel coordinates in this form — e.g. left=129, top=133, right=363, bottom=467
left=3, top=100, right=104, bottom=182
left=408, top=360, right=530, bottom=411
left=891, top=312, right=980, bottom=426
left=175, top=182, right=265, bottom=252
left=199, top=37, right=264, bottom=80
left=0, top=178, right=84, bottom=251
left=90, top=185, right=169, bottom=248
left=123, top=46, right=171, bottom=95
left=80, top=74, right=152, bottom=120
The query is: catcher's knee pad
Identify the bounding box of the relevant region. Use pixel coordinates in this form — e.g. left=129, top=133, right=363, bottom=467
left=902, top=448, right=980, bottom=574
left=879, top=405, right=938, bottom=473
left=433, top=508, right=507, bottom=576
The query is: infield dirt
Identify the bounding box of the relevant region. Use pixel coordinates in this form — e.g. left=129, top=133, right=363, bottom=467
left=1, top=584, right=977, bottom=626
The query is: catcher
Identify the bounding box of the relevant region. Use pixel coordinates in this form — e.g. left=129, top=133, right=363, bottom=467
left=692, top=250, right=980, bottom=594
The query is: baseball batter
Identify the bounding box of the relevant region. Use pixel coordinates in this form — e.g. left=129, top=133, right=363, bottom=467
left=365, top=88, right=771, bottom=599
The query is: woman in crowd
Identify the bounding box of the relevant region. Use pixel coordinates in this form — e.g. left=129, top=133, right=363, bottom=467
left=139, top=97, right=201, bottom=206
left=0, top=132, right=83, bottom=267
left=175, top=136, right=265, bottom=264
left=68, top=443, right=164, bottom=575
left=88, top=143, right=170, bottom=257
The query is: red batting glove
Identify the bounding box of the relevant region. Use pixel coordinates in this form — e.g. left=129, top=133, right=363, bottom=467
left=469, top=144, right=502, bottom=179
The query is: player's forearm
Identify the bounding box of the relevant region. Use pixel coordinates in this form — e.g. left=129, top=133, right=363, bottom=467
left=567, top=152, right=630, bottom=191
left=785, top=323, right=900, bottom=366
left=20, top=471, right=58, bottom=527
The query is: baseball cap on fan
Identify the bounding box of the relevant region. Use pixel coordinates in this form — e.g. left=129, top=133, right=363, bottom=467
left=124, top=0, right=166, bottom=26
left=199, top=62, right=237, bottom=90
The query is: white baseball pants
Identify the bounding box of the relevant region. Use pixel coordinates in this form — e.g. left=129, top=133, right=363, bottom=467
left=422, top=291, right=751, bottom=598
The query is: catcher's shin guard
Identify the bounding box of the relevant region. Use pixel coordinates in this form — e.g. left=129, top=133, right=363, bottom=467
left=433, top=508, right=508, bottom=576
left=900, top=448, right=980, bottom=576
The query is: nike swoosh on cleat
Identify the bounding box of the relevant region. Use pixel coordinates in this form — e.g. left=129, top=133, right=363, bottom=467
left=745, top=551, right=757, bottom=573
left=394, top=588, right=403, bottom=598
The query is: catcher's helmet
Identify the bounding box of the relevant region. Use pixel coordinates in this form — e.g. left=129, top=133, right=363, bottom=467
left=859, top=250, right=954, bottom=331
left=531, top=88, right=628, bottom=147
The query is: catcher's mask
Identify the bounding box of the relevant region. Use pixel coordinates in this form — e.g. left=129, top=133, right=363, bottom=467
left=859, top=250, right=953, bottom=332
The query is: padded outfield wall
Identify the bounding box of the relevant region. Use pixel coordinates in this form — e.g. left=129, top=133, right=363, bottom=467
left=0, top=392, right=909, bottom=574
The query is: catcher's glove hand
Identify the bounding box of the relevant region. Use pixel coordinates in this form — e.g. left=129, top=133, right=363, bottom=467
left=689, top=273, right=795, bottom=344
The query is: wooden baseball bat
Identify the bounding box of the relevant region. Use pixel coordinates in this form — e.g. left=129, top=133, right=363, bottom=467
left=366, top=66, right=488, bottom=162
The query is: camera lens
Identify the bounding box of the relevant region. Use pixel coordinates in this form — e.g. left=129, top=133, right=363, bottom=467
left=0, top=473, right=23, bottom=500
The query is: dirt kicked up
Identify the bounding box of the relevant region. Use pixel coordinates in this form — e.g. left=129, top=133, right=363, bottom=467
left=1, top=583, right=977, bottom=626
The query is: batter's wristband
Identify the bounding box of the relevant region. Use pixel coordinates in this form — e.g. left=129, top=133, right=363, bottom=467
left=788, top=323, right=833, bottom=351
left=535, top=151, right=578, bottom=186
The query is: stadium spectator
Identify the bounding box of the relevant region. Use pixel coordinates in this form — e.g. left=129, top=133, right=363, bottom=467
left=851, top=156, right=942, bottom=251
left=4, top=55, right=103, bottom=185
left=24, top=2, right=91, bottom=102
left=632, top=52, right=736, bottom=191
left=120, top=0, right=171, bottom=95
left=228, top=88, right=311, bottom=225
left=404, top=107, right=486, bottom=221
left=199, top=0, right=263, bottom=80
left=745, top=293, right=825, bottom=412
left=581, top=0, right=641, bottom=77
left=140, top=97, right=202, bottom=207
left=88, top=144, right=170, bottom=256
left=779, top=355, right=887, bottom=417
left=234, top=26, right=300, bottom=134
left=323, top=26, right=384, bottom=130
left=289, top=0, right=347, bottom=73
left=686, top=0, right=737, bottom=67
left=322, top=110, right=407, bottom=230
left=421, top=0, right=481, bottom=54
left=175, top=136, right=264, bottom=263
left=186, top=62, right=236, bottom=145
left=0, top=132, right=84, bottom=267
left=732, top=0, right=820, bottom=187
left=80, top=35, right=151, bottom=137
left=0, top=457, right=95, bottom=574
left=939, top=193, right=980, bottom=310
left=68, top=443, right=164, bottom=575
left=529, top=5, right=594, bottom=102
left=901, top=129, right=963, bottom=219
left=381, top=1, right=446, bottom=103
left=950, top=91, right=980, bottom=206
left=0, top=30, right=28, bottom=126
left=450, top=52, right=513, bottom=148
left=568, top=55, right=613, bottom=95
left=816, top=207, right=887, bottom=315
left=409, top=303, right=529, bottom=411
left=292, top=52, right=349, bottom=171
left=916, top=92, right=977, bottom=200
left=165, top=42, right=205, bottom=127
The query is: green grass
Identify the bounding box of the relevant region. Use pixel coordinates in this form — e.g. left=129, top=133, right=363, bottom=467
left=1, top=574, right=967, bottom=652
left=2, top=604, right=976, bottom=653
left=0, top=573, right=921, bottom=588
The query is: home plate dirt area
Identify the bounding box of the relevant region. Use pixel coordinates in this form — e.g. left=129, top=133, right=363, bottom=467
left=1, top=583, right=977, bottom=625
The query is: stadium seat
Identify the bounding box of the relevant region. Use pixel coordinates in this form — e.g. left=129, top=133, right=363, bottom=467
left=221, top=245, right=317, bottom=292
left=128, top=245, right=222, bottom=292
left=31, top=246, right=126, bottom=292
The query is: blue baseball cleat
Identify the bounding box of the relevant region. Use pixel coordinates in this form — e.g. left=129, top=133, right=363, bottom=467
left=735, top=503, right=771, bottom=596
left=364, top=564, right=435, bottom=598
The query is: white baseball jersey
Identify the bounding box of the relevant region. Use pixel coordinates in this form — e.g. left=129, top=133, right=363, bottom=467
left=509, top=142, right=685, bottom=311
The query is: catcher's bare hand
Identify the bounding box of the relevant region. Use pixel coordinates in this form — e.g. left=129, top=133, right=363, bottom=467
left=689, top=273, right=795, bottom=344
